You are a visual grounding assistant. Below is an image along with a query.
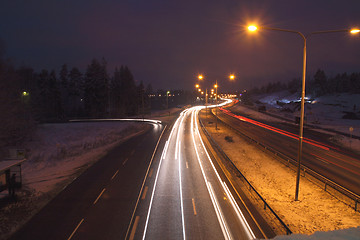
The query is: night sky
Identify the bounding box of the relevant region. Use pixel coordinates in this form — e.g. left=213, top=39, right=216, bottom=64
left=1, top=0, right=360, bottom=91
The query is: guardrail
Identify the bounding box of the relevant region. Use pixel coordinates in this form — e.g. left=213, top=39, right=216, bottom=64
left=199, top=115, right=292, bottom=235
left=213, top=109, right=360, bottom=213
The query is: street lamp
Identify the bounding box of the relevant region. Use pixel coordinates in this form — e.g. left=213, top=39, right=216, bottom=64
left=248, top=24, right=359, bottom=201
left=166, top=90, right=170, bottom=109
left=214, top=82, right=219, bottom=130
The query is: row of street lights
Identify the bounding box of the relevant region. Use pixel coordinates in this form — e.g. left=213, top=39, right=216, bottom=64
left=247, top=24, right=359, bottom=201
left=195, top=74, right=235, bottom=129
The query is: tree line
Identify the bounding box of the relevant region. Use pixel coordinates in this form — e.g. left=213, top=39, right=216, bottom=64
left=16, top=58, right=154, bottom=122
left=0, top=57, right=155, bottom=157
left=248, top=69, right=360, bottom=97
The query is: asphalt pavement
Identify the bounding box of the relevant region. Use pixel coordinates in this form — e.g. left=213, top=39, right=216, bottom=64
left=10, top=123, right=165, bottom=240
left=217, top=105, right=360, bottom=196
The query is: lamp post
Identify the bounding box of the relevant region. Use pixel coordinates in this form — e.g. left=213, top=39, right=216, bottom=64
left=214, top=81, right=218, bottom=130
left=248, top=24, right=359, bottom=201
left=166, top=90, right=170, bottom=109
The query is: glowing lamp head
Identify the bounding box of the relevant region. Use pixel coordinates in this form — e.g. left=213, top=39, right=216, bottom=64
left=248, top=25, right=258, bottom=32
left=198, top=75, right=203, bottom=80
left=195, top=84, right=199, bottom=88
left=350, top=29, right=360, bottom=34
left=229, top=74, right=235, bottom=80
left=214, top=84, right=218, bottom=88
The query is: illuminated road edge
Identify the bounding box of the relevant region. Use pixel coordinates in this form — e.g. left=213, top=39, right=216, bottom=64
left=142, top=99, right=256, bottom=240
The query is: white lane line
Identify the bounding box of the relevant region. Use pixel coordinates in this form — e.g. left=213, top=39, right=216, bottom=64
left=142, top=186, right=148, bottom=200
left=193, top=108, right=256, bottom=239
left=192, top=198, right=197, bottom=215
left=123, top=158, right=128, bottom=165
left=93, top=188, right=106, bottom=205
left=191, top=109, right=231, bottom=239
left=207, top=181, right=232, bottom=240
left=129, top=216, right=140, bottom=240
left=179, top=140, right=186, bottom=240
left=124, top=126, right=167, bottom=240
left=186, top=161, right=189, bottom=169
left=142, top=116, right=183, bottom=240
left=111, top=170, right=119, bottom=180
left=67, top=218, right=84, bottom=240
left=175, top=112, right=187, bottom=239
left=149, top=168, right=154, bottom=178
left=222, top=182, right=256, bottom=239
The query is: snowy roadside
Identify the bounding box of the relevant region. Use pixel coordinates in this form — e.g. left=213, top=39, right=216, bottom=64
left=22, top=121, right=150, bottom=194
left=201, top=112, right=360, bottom=238
left=0, top=121, right=150, bottom=239
left=231, top=93, right=360, bottom=154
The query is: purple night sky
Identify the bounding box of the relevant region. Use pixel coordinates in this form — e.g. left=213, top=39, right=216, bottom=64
left=1, top=0, right=359, bottom=91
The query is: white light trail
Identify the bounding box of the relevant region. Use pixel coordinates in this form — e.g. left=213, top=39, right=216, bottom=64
left=70, top=118, right=162, bottom=124
left=142, top=109, right=187, bottom=240
left=190, top=108, right=232, bottom=239
left=207, top=181, right=232, bottom=240
left=222, top=182, right=256, bottom=239
left=176, top=111, right=187, bottom=239
left=191, top=103, right=255, bottom=240
left=179, top=141, right=186, bottom=240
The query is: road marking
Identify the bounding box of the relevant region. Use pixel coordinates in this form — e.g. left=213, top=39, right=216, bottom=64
left=131, top=150, right=135, bottom=156
left=93, top=188, right=106, bottom=205
left=223, top=182, right=256, bottom=239
left=129, top=216, right=140, bottom=240
left=111, top=170, right=119, bottom=180
left=207, top=181, right=232, bottom=240
left=122, top=158, right=128, bottom=165
left=143, top=116, right=183, bottom=240
left=192, top=198, right=197, bottom=215
left=149, top=168, right=153, bottom=178
left=124, top=125, right=167, bottom=240
left=67, top=218, right=84, bottom=240
left=186, top=161, right=189, bottom=169
left=191, top=108, right=256, bottom=239
left=142, top=186, right=148, bottom=200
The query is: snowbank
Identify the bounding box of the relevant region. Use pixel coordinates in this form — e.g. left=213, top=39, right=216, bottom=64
left=22, top=121, right=149, bottom=193
left=238, top=92, right=360, bottom=153
left=201, top=112, right=360, bottom=236
left=273, top=226, right=360, bottom=240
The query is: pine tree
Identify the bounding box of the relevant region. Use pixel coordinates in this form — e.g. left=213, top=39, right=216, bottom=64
left=137, top=81, right=145, bottom=116
left=60, top=64, right=68, bottom=88
left=68, top=67, right=83, bottom=117
left=119, top=65, right=137, bottom=116
left=83, top=59, right=109, bottom=118
left=109, top=67, right=124, bottom=117
left=313, top=69, right=327, bottom=96
left=60, top=64, right=69, bottom=116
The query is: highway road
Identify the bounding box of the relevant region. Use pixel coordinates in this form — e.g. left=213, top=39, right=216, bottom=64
left=217, top=103, right=360, bottom=196
left=128, top=103, right=271, bottom=240
left=10, top=122, right=165, bottom=240
left=10, top=105, right=274, bottom=240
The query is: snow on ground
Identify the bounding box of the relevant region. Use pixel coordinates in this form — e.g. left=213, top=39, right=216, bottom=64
left=273, top=226, right=360, bottom=240
left=236, top=92, right=360, bottom=153
left=0, top=120, right=152, bottom=239
left=20, top=106, right=183, bottom=194
left=201, top=112, right=360, bottom=238
left=22, top=121, right=149, bottom=194
left=0, top=107, right=183, bottom=239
